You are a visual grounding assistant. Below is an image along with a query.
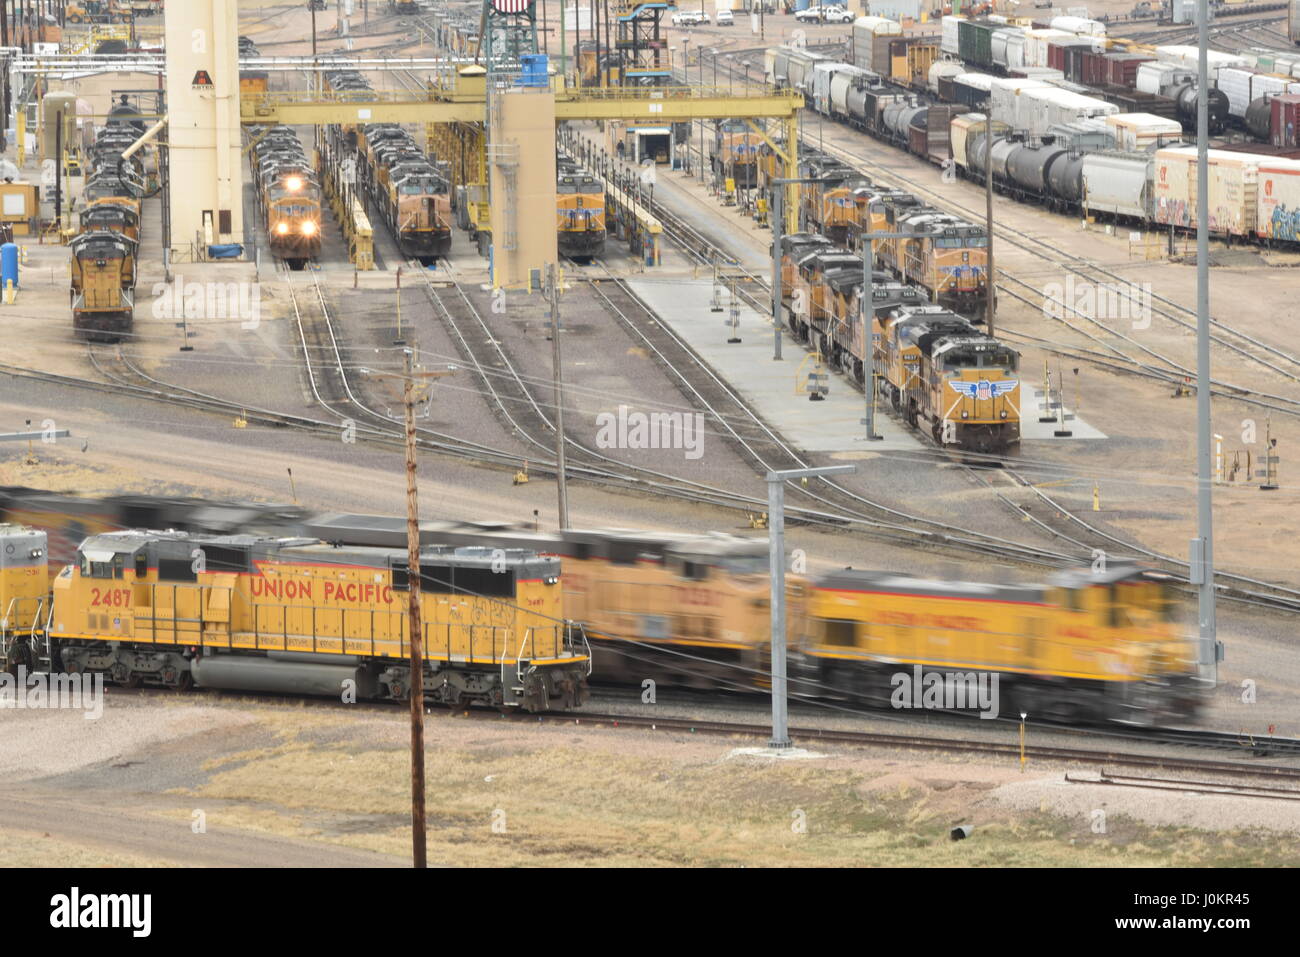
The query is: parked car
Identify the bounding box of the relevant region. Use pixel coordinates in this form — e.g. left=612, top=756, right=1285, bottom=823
left=671, top=9, right=705, bottom=25
left=822, top=5, right=854, bottom=22
left=794, top=6, right=824, bottom=21
left=715, top=8, right=734, bottom=25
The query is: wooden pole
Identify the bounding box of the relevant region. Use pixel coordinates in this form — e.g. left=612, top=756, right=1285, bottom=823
left=402, top=346, right=427, bottom=870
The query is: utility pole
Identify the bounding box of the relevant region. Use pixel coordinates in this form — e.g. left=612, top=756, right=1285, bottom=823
left=548, top=263, right=570, bottom=529
left=400, top=347, right=426, bottom=870
left=1194, top=0, right=1217, bottom=682
left=766, top=465, right=855, bottom=748
left=984, top=110, right=995, bottom=334
left=362, top=351, right=456, bottom=869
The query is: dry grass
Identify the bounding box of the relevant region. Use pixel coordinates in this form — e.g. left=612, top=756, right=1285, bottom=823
left=0, top=827, right=172, bottom=868
left=180, top=712, right=1300, bottom=867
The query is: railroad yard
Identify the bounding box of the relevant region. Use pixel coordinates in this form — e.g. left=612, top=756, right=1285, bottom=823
left=2, top=0, right=1300, bottom=887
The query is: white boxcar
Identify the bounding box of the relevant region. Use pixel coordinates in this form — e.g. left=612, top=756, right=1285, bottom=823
left=1136, top=61, right=1192, bottom=96
left=1024, top=29, right=1073, bottom=70
left=1050, top=15, right=1106, bottom=36
left=1211, top=68, right=1300, bottom=120
left=1256, top=158, right=1300, bottom=242
left=1154, top=147, right=1260, bottom=235
left=1106, top=112, right=1183, bottom=151
left=1155, top=45, right=1246, bottom=82
left=1022, top=87, right=1117, bottom=136
left=941, top=14, right=964, bottom=56
left=990, top=77, right=1051, bottom=129
left=853, top=15, right=903, bottom=74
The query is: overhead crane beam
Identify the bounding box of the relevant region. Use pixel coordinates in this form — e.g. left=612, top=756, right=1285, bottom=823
left=240, top=88, right=804, bottom=126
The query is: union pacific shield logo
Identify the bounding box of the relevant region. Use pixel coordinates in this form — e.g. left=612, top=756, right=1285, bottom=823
left=950, top=378, right=1017, bottom=399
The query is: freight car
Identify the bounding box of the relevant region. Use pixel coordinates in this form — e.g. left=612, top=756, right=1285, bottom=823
left=33, top=528, right=590, bottom=711
left=250, top=126, right=322, bottom=268
left=324, top=69, right=453, bottom=263
left=556, top=159, right=606, bottom=262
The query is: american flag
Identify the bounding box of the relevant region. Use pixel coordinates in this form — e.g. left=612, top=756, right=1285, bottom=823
left=491, top=0, right=534, bottom=11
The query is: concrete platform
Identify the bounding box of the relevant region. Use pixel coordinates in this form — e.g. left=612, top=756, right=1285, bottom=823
left=1023, top=388, right=1108, bottom=441
left=627, top=278, right=924, bottom=454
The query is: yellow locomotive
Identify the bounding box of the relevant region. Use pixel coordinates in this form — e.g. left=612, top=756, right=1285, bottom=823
left=873, top=200, right=991, bottom=320
left=39, top=530, right=590, bottom=711
left=800, top=565, right=1201, bottom=726
left=69, top=230, right=139, bottom=342
left=877, top=305, right=1021, bottom=453
left=556, top=160, right=606, bottom=262
left=712, top=120, right=763, bottom=190
left=70, top=101, right=149, bottom=341
left=0, top=525, right=49, bottom=672
left=251, top=126, right=323, bottom=268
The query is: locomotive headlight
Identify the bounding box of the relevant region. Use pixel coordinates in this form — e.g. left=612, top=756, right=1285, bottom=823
left=1000, top=411, right=1008, bottom=419
left=301, top=220, right=317, bottom=236
left=276, top=222, right=289, bottom=235
left=961, top=411, right=969, bottom=419
left=286, top=175, right=304, bottom=192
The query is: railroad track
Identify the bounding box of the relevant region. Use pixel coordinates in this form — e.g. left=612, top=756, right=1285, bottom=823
left=101, top=684, right=1300, bottom=781
left=671, top=58, right=1300, bottom=423
left=600, top=120, right=1300, bottom=613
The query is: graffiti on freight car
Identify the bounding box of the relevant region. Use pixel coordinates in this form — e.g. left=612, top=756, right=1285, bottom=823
left=1271, top=204, right=1300, bottom=243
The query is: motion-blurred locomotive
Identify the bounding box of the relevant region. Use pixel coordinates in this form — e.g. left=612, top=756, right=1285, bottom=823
left=0, top=489, right=1203, bottom=726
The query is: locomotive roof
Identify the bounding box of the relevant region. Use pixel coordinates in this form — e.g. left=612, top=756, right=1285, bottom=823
left=930, top=335, right=1017, bottom=363
left=75, top=530, right=558, bottom=573
left=816, top=569, right=1045, bottom=604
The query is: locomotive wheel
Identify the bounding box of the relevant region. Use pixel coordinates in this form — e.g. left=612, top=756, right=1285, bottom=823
left=5, top=640, right=33, bottom=678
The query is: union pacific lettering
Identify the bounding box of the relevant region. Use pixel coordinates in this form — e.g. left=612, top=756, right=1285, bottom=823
left=249, top=575, right=394, bottom=605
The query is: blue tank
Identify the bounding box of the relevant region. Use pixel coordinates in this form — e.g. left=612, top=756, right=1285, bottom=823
left=1, top=242, right=18, bottom=290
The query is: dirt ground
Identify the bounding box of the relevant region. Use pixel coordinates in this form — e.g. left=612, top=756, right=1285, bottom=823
left=5, top=694, right=1299, bottom=867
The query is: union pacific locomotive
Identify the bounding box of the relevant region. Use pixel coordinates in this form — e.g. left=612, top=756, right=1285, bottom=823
left=323, top=68, right=453, bottom=263
left=711, top=119, right=762, bottom=189
left=16, top=527, right=589, bottom=711
left=0, top=491, right=1202, bottom=725
left=69, top=99, right=149, bottom=341
left=250, top=126, right=322, bottom=268
left=556, top=158, right=606, bottom=262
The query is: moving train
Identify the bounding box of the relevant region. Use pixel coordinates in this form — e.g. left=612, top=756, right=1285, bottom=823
left=69, top=99, right=149, bottom=341
left=556, top=158, right=607, bottom=262
left=249, top=126, right=323, bottom=268
left=2, top=524, right=589, bottom=712
left=0, top=490, right=1203, bottom=725
left=323, top=67, right=453, bottom=263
